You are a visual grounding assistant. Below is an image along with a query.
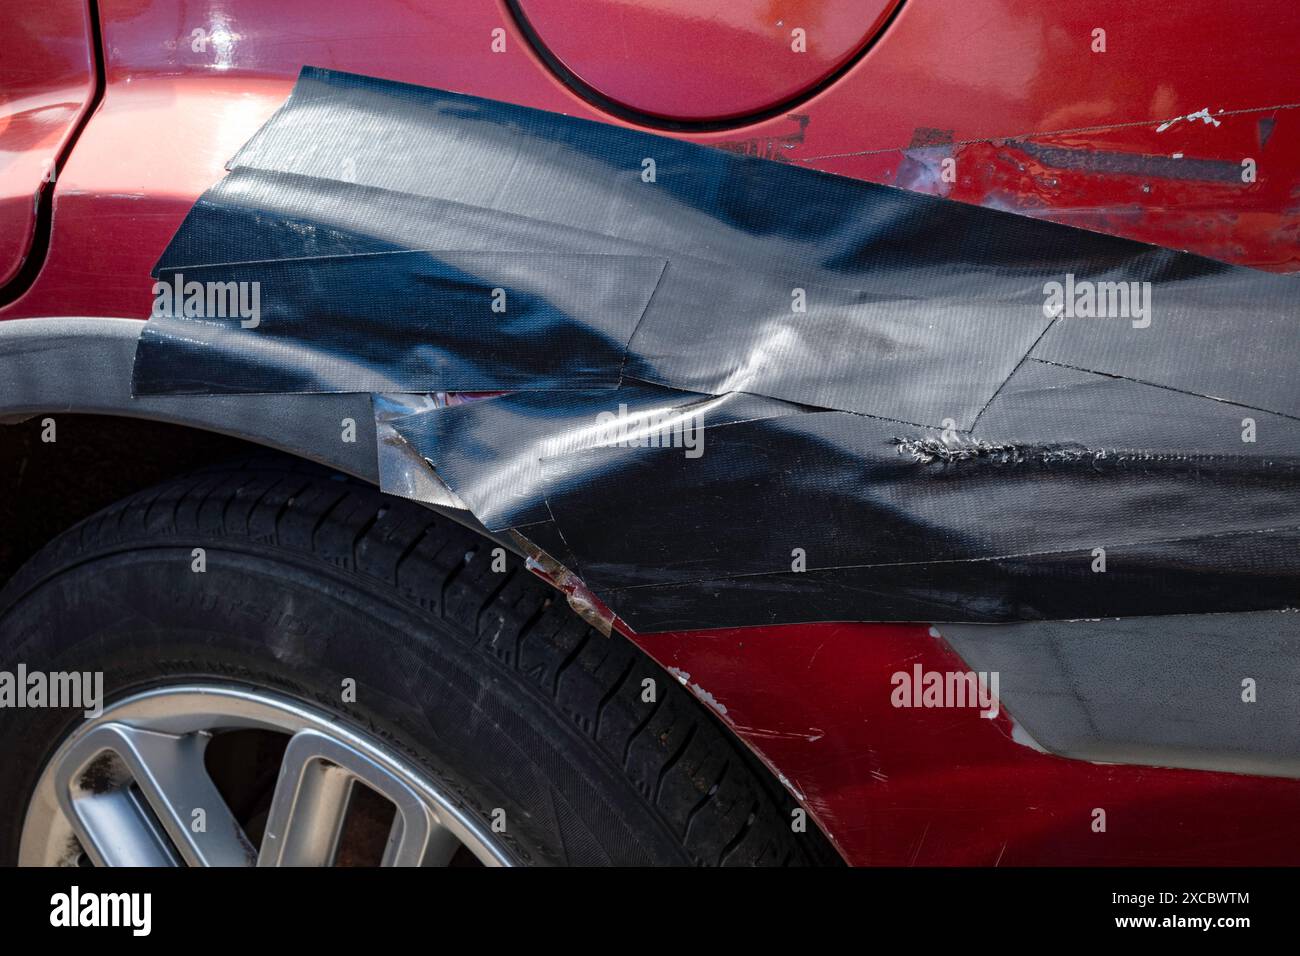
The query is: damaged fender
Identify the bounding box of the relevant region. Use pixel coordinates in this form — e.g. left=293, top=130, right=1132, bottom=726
left=130, top=67, right=1300, bottom=632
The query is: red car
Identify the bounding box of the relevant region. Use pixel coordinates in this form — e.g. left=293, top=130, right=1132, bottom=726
left=1, top=0, right=1297, bottom=871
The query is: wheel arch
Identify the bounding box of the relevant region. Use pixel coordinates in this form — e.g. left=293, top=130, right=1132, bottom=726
left=0, top=315, right=848, bottom=862
left=0, top=316, right=525, bottom=583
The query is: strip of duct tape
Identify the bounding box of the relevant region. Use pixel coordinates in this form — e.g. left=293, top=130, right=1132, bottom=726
left=941, top=610, right=1300, bottom=778
left=134, top=251, right=665, bottom=394
left=140, top=164, right=1058, bottom=424
left=389, top=359, right=1300, bottom=628
left=1031, top=266, right=1300, bottom=418
left=600, top=529, right=1300, bottom=631
left=384, top=381, right=809, bottom=531
left=403, top=358, right=1300, bottom=579
left=372, top=392, right=468, bottom=510
left=539, top=396, right=1299, bottom=590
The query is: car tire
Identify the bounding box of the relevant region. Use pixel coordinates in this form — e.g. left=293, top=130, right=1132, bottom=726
left=0, top=456, right=838, bottom=866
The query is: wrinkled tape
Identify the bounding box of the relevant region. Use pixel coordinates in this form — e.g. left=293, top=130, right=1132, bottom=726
left=389, top=363, right=1300, bottom=629
left=131, top=67, right=1300, bottom=631
left=137, top=251, right=664, bottom=394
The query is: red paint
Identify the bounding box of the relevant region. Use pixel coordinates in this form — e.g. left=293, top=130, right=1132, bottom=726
left=0, top=0, right=96, bottom=287
left=4, top=0, right=1300, bottom=863
left=512, top=0, right=903, bottom=122
left=630, top=623, right=1300, bottom=866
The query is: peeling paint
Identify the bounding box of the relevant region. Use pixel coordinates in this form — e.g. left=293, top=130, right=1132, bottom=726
left=690, top=684, right=728, bottom=716
left=667, top=666, right=729, bottom=715
left=1010, top=717, right=1050, bottom=753
left=1013, top=141, right=1243, bottom=183
left=777, top=772, right=806, bottom=801
left=735, top=724, right=825, bottom=743
left=1157, top=106, right=1224, bottom=132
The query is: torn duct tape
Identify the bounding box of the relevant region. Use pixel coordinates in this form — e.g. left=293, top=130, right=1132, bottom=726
left=131, top=66, right=1300, bottom=632
left=509, top=530, right=616, bottom=638
left=371, top=392, right=467, bottom=510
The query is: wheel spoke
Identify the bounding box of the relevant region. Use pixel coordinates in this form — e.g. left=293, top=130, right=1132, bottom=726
left=257, top=731, right=355, bottom=866
left=383, top=812, right=462, bottom=867
left=259, top=728, right=462, bottom=866
left=55, top=723, right=257, bottom=867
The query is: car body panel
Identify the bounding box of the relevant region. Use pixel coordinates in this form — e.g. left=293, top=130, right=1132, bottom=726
left=508, top=0, right=905, bottom=122
left=0, top=0, right=96, bottom=290
left=638, top=621, right=1300, bottom=866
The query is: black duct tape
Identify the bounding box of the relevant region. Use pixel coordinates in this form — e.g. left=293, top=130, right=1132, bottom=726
left=595, top=531, right=1300, bottom=631
left=387, top=381, right=809, bottom=531
left=141, top=166, right=1062, bottom=424
left=136, top=251, right=665, bottom=394
left=131, top=67, right=1300, bottom=631
left=384, top=368, right=1299, bottom=627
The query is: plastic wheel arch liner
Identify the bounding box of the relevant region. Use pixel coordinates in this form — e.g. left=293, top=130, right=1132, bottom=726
left=131, top=66, right=1300, bottom=633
